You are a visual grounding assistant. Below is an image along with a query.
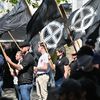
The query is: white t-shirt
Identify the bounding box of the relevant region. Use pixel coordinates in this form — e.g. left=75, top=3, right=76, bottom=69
left=37, top=53, right=49, bottom=74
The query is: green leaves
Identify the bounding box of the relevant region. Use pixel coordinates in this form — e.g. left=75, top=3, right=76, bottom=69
left=9, top=0, right=18, bottom=4
left=57, top=0, right=68, bottom=4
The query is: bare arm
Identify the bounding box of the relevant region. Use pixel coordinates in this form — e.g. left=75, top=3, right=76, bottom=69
left=34, top=62, right=48, bottom=72
left=49, top=59, right=55, bottom=70
left=5, top=55, right=22, bottom=70
left=64, top=65, right=71, bottom=79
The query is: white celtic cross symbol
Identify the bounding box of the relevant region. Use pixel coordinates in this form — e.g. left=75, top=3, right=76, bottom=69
left=40, top=21, right=64, bottom=49
left=71, top=6, right=96, bottom=34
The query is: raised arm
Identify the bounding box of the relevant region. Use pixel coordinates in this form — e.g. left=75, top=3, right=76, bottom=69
left=5, top=54, right=23, bottom=70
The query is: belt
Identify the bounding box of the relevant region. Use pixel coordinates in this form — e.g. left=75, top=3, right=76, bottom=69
left=36, top=73, right=48, bottom=77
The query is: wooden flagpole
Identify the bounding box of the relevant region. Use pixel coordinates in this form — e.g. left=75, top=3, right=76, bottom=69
left=54, top=1, right=78, bottom=53
left=59, top=4, right=78, bottom=53
left=8, top=31, right=21, bottom=50
left=24, top=0, right=33, bottom=16
left=39, top=32, right=55, bottom=70
left=44, top=43, right=55, bottom=70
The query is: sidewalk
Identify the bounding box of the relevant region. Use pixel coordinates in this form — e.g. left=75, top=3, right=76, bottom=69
left=2, top=88, right=38, bottom=100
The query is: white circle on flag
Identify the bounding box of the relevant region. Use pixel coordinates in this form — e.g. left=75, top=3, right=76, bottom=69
left=71, top=6, right=95, bottom=34
left=40, top=21, right=64, bottom=49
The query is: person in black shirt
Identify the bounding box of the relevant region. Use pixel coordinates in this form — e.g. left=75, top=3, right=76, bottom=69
left=5, top=42, right=35, bottom=100
left=54, top=46, right=70, bottom=89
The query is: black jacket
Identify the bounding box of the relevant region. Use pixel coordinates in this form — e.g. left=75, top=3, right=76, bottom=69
left=18, top=52, right=35, bottom=85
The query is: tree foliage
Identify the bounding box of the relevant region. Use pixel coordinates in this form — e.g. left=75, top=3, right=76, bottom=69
left=0, top=0, right=68, bottom=13
left=57, top=0, right=68, bottom=3
left=1, top=0, right=68, bottom=5
left=9, top=0, right=18, bottom=4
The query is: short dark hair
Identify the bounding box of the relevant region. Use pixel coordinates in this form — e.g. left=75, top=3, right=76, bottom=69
left=56, top=46, right=66, bottom=56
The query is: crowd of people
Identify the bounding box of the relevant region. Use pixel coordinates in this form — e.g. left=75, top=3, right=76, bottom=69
left=0, top=39, right=100, bottom=100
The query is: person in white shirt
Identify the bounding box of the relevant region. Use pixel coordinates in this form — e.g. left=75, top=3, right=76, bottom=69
left=34, top=42, right=49, bottom=100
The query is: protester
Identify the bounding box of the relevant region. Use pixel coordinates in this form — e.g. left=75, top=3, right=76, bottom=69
left=69, top=45, right=94, bottom=79
left=0, top=53, right=4, bottom=97
left=85, top=39, right=100, bottom=68
left=5, top=42, right=35, bottom=100
left=69, top=44, right=100, bottom=99
left=54, top=46, right=70, bottom=89
left=9, top=51, right=23, bottom=100
left=34, top=42, right=50, bottom=100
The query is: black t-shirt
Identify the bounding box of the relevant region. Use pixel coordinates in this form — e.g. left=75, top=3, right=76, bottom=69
left=18, top=52, right=35, bottom=85
left=55, top=56, right=69, bottom=81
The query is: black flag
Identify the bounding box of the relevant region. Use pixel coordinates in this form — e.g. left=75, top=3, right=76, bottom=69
left=26, top=0, right=61, bottom=40
left=0, top=0, right=31, bottom=41
left=26, top=0, right=68, bottom=52
left=69, top=0, right=100, bottom=41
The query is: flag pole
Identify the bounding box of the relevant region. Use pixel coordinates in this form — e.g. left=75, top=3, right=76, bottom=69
left=8, top=31, right=21, bottom=50
left=55, top=1, right=78, bottom=53
left=0, top=43, right=14, bottom=73
left=39, top=32, right=55, bottom=70
left=59, top=4, right=78, bottom=53
left=43, top=42, right=55, bottom=70
left=24, top=0, right=33, bottom=16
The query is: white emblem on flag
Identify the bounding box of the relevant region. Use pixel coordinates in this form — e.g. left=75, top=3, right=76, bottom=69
left=40, top=21, right=64, bottom=49
left=71, top=6, right=96, bottom=34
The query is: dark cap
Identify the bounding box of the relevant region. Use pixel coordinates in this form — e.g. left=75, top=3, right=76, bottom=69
left=19, top=42, right=30, bottom=47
